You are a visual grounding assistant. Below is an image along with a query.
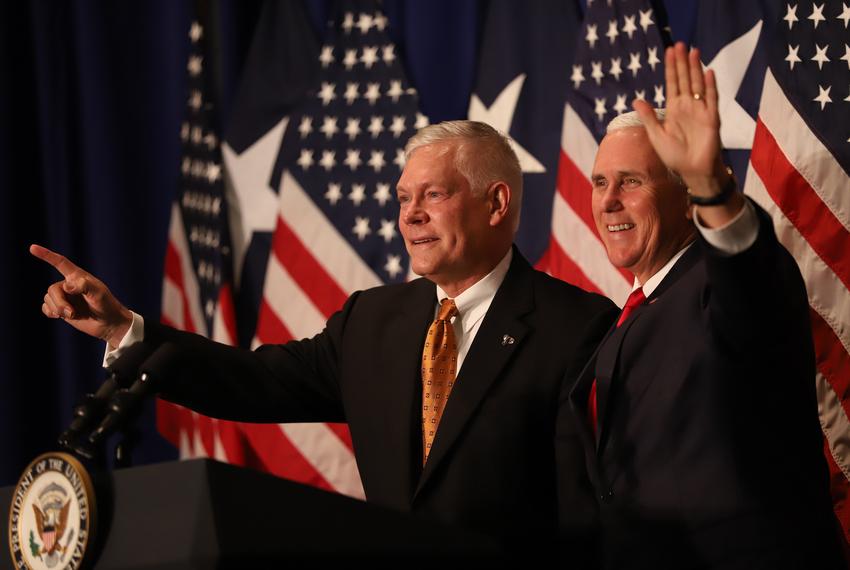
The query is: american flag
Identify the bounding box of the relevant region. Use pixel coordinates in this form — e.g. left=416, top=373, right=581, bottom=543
left=537, top=0, right=669, bottom=307
left=158, top=0, right=424, bottom=499
left=158, top=15, right=247, bottom=466
left=709, top=0, right=850, bottom=544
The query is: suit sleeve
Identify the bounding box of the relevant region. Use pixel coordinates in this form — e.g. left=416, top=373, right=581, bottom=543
left=700, top=198, right=810, bottom=349
left=150, top=291, right=364, bottom=423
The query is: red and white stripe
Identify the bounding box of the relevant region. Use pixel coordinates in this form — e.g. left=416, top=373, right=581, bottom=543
left=745, top=68, right=850, bottom=541
left=537, top=103, right=631, bottom=307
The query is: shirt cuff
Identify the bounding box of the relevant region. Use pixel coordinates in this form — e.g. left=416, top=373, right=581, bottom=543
left=102, top=311, right=146, bottom=368
left=693, top=199, right=759, bottom=255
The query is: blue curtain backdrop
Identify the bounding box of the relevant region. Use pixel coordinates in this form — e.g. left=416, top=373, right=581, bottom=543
left=0, top=0, right=696, bottom=486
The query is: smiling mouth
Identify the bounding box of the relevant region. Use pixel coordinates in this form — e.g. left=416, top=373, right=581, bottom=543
left=411, top=238, right=438, bottom=244
left=607, top=223, right=635, bottom=232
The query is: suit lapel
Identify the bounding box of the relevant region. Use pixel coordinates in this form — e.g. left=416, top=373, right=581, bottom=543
left=594, top=245, right=701, bottom=452
left=377, top=278, right=435, bottom=496
left=414, top=252, right=533, bottom=498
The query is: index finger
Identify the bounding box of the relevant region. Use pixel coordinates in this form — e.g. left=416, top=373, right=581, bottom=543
left=29, top=244, right=81, bottom=277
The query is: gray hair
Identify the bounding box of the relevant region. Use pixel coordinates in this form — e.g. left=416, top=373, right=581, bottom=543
left=405, top=120, right=523, bottom=231
left=605, top=109, right=685, bottom=188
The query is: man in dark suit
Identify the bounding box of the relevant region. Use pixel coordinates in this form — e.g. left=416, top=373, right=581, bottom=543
left=571, top=42, right=841, bottom=568
left=33, top=120, right=616, bottom=553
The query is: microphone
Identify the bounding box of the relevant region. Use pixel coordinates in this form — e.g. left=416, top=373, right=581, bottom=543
left=88, top=342, right=181, bottom=447
left=58, top=341, right=156, bottom=453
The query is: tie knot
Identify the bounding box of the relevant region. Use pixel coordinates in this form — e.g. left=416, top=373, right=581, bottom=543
left=625, top=287, right=646, bottom=309
left=437, top=298, right=458, bottom=321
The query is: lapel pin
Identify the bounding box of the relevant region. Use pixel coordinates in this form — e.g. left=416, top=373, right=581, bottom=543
left=501, top=334, right=515, bottom=346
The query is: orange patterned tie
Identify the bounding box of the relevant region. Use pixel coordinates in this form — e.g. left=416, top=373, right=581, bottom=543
left=422, top=298, right=459, bottom=464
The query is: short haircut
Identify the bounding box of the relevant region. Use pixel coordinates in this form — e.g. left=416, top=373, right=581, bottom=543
left=405, top=120, right=523, bottom=231
left=605, top=109, right=685, bottom=188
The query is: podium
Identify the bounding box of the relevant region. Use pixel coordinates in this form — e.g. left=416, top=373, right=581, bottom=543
left=1, top=458, right=501, bottom=568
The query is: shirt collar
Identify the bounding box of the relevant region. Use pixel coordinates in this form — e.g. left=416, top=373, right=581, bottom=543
left=435, top=248, right=513, bottom=334
left=634, top=242, right=694, bottom=297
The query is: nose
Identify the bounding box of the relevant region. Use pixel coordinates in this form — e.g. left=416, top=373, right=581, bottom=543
left=598, top=184, right=623, bottom=213
left=401, top=196, right=427, bottom=225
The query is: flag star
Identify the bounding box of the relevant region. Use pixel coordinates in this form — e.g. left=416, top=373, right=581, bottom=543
left=839, top=3, right=850, bottom=27
left=342, top=12, right=355, bottom=34
left=349, top=184, right=367, bottom=206
left=639, top=8, right=654, bottom=32
left=352, top=216, right=371, bottom=241
left=585, top=24, right=599, bottom=48
left=609, top=57, right=623, bottom=81
left=382, top=44, right=396, bottom=64
left=591, top=61, right=604, bottom=85
left=319, top=150, right=336, bottom=171
left=189, top=21, right=203, bottom=42
left=384, top=254, right=403, bottom=279
left=386, top=80, right=404, bottom=102
left=364, top=82, right=381, bottom=105
left=394, top=148, right=406, bottom=169
left=374, top=12, right=388, bottom=31
left=361, top=46, right=379, bottom=68
left=786, top=44, right=802, bottom=70
left=653, top=84, right=665, bottom=106
left=187, top=55, right=203, bottom=76
left=784, top=3, right=799, bottom=28
left=297, top=149, right=314, bottom=170
left=356, top=12, right=373, bottom=34
left=606, top=19, right=619, bottom=43
left=390, top=116, right=406, bottom=138
left=571, top=64, right=585, bottom=89
left=205, top=162, right=221, bottom=183
left=813, top=84, right=832, bottom=109
left=181, top=157, right=191, bottom=174
left=344, top=82, right=359, bottom=104
left=191, top=126, right=203, bottom=144
left=808, top=3, right=826, bottom=28
left=344, top=149, right=362, bottom=171
left=189, top=90, right=202, bottom=110
left=613, top=94, right=629, bottom=115
left=343, top=49, right=358, bottom=70
left=594, top=98, right=607, bottom=121
left=319, top=45, right=334, bottom=68
left=298, top=116, right=313, bottom=138
left=345, top=118, right=362, bottom=140
left=211, top=197, right=221, bottom=215
left=320, top=116, right=339, bottom=139
left=205, top=299, right=215, bottom=317
left=374, top=183, right=392, bottom=206
left=634, top=89, right=646, bottom=101
left=628, top=52, right=642, bottom=76
left=647, top=46, right=660, bottom=71
left=377, top=219, right=397, bottom=243
left=325, top=183, right=343, bottom=205
left=415, top=113, right=429, bottom=129
left=840, top=44, right=850, bottom=69
left=368, top=116, right=384, bottom=138
left=318, top=82, right=336, bottom=105
left=368, top=150, right=386, bottom=172
left=811, top=44, right=830, bottom=70
left=204, top=132, right=217, bottom=149
left=622, top=15, right=638, bottom=39
left=180, top=122, right=190, bottom=141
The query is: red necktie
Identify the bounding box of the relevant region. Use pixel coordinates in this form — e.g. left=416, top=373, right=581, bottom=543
left=588, top=287, right=646, bottom=436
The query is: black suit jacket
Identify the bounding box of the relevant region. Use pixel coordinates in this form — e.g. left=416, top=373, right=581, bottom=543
left=148, top=250, right=617, bottom=552
left=570, top=203, right=841, bottom=569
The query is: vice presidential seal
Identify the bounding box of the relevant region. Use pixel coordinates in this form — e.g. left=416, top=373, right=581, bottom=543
left=8, top=452, right=96, bottom=570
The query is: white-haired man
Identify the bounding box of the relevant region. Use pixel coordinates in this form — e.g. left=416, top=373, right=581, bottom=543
left=34, top=120, right=617, bottom=557
left=570, top=42, right=841, bottom=568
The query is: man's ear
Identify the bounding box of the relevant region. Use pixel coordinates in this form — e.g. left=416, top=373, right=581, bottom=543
left=486, top=181, right=511, bottom=227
